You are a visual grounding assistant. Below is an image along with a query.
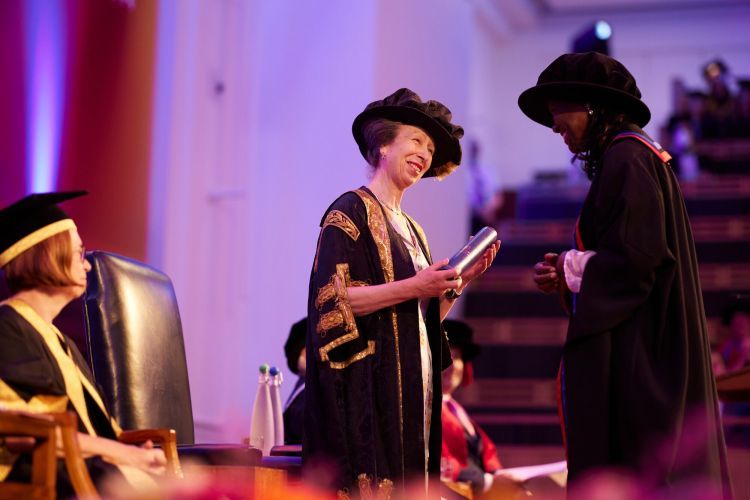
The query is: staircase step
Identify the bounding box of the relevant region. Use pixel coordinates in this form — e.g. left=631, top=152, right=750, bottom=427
left=474, top=263, right=750, bottom=292
left=464, top=317, right=725, bottom=346
left=497, top=216, right=750, bottom=245
left=465, top=289, right=748, bottom=318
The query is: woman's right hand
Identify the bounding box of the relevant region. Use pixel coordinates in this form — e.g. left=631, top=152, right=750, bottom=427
left=533, top=253, right=560, bottom=294
left=102, top=440, right=167, bottom=475
left=411, top=259, right=461, bottom=299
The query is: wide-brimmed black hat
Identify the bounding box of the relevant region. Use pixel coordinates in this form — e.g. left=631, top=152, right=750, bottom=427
left=352, top=88, right=464, bottom=179
left=518, top=52, right=651, bottom=128
left=0, top=191, right=86, bottom=268
left=722, top=294, right=750, bottom=326
left=443, top=319, right=480, bottom=361
left=284, top=317, right=308, bottom=375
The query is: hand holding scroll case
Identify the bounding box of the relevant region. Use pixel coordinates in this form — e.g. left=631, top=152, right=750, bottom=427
left=441, top=227, right=501, bottom=298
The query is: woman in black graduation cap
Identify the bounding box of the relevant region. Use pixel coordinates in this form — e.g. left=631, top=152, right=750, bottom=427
left=520, top=52, right=731, bottom=496
left=306, top=88, right=499, bottom=497
left=0, top=192, right=166, bottom=494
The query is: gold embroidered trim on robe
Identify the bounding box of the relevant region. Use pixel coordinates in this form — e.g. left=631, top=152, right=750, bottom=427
left=315, top=282, right=336, bottom=310
left=317, top=264, right=374, bottom=368
left=314, top=210, right=361, bottom=272
left=323, top=210, right=360, bottom=242
left=337, top=489, right=351, bottom=500
left=347, top=473, right=394, bottom=500
left=317, top=310, right=344, bottom=335
left=328, top=341, right=376, bottom=370
left=358, top=473, right=373, bottom=499
left=377, top=478, right=394, bottom=499
left=353, top=188, right=405, bottom=481
left=403, top=213, right=432, bottom=263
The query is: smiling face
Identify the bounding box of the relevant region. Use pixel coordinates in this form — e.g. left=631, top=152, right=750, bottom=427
left=379, top=124, right=435, bottom=190
left=548, top=101, right=591, bottom=154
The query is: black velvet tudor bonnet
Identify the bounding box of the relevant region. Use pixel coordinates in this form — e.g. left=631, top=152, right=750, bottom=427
left=518, top=52, right=651, bottom=128
left=443, top=319, right=480, bottom=362
left=284, top=317, right=308, bottom=375
left=352, top=88, right=465, bottom=179
left=0, top=191, right=86, bottom=268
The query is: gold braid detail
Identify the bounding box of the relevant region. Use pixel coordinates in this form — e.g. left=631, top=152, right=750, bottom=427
left=328, top=341, right=375, bottom=370
left=323, top=210, right=360, bottom=241
left=316, top=264, right=375, bottom=368
left=313, top=208, right=360, bottom=273
left=316, top=310, right=344, bottom=336
left=353, top=189, right=405, bottom=482
left=377, top=478, right=394, bottom=500
left=358, top=473, right=373, bottom=500
left=315, top=281, right=337, bottom=310
left=403, top=213, right=432, bottom=263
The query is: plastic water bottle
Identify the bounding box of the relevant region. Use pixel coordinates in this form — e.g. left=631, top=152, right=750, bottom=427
left=268, top=366, right=285, bottom=446
left=249, top=364, right=274, bottom=455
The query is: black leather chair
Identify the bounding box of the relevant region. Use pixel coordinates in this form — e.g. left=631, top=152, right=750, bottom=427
left=83, top=251, right=261, bottom=466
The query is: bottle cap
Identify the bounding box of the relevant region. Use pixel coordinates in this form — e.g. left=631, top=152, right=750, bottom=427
left=269, top=366, right=279, bottom=376
left=259, top=364, right=269, bottom=374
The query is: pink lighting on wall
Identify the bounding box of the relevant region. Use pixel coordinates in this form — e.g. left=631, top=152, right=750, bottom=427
left=25, top=0, right=66, bottom=193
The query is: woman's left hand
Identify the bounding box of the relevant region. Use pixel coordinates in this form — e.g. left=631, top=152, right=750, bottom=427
left=460, top=240, right=501, bottom=286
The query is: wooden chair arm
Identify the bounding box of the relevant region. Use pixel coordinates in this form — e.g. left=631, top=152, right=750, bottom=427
left=119, top=428, right=182, bottom=478
left=0, top=411, right=59, bottom=495
left=47, top=412, right=99, bottom=499
left=0, top=411, right=56, bottom=453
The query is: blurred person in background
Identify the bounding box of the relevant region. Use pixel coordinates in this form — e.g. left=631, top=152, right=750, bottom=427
left=701, top=58, right=741, bottom=139
left=717, top=295, right=750, bottom=374
left=440, top=319, right=502, bottom=496
left=465, top=139, right=504, bottom=235
left=282, top=317, right=307, bottom=445
left=715, top=295, right=750, bottom=448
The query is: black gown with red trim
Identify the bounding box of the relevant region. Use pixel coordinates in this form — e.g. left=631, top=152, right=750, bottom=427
left=304, top=187, right=451, bottom=497
left=560, top=128, right=731, bottom=496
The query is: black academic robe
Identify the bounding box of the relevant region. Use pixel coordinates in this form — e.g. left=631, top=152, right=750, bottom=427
left=0, top=302, right=121, bottom=494
left=283, top=378, right=305, bottom=445
left=305, top=187, right=451, bottom=497
left=561, top=129, right=731, bottom=495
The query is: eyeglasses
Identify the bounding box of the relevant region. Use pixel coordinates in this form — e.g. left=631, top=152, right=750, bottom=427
left=78, top=246, right=87, bottom=263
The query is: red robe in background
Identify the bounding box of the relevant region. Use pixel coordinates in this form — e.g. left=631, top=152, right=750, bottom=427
left=441, top=397, right=501, bottom=485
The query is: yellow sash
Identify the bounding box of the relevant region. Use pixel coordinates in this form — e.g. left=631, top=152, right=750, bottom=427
left=3, top=299, right=122, bottom=437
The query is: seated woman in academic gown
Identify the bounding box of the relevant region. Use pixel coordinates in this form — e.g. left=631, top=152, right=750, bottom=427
left=440, top=319, right=502, bottom=496
left=0, top=191, right=166, bottom=496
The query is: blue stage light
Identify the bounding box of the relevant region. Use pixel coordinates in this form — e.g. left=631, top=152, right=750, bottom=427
left=572, top=20, right=611, bottom=55
left=595, top=21, right=612, bottom=41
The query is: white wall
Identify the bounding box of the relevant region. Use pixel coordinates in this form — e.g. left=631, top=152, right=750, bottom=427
left=471, top=4, right=750, bottom=188
left=151, top=0, right=474, bottom=442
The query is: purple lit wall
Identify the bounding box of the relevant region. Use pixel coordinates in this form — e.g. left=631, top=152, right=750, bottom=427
left=24, top=0, right=66, bottom=193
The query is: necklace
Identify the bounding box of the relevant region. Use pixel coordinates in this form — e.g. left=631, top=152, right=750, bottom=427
left=381, top=202, right=403, bottom=216
left=371, top=191, right=403, bottom=216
